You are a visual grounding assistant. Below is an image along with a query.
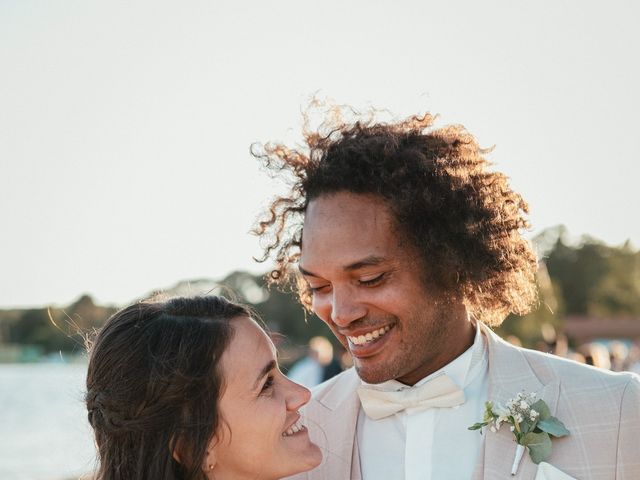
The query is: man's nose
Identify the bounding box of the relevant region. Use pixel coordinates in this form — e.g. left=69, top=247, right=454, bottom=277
left=330, top=286, right=366, bottom=326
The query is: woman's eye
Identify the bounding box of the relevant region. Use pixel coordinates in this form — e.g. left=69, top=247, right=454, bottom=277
left=360, top=274, right=385, bottom=286
left=260, top=375, right=275, bottom=393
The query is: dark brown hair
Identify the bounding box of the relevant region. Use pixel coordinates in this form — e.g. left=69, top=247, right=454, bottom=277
left=253, top=105, right=537, bottom=325
left=86, top=296, right=249, bottom=480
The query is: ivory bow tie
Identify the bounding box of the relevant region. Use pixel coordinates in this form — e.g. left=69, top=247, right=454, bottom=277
left=357, top=374, right=466, bottom=420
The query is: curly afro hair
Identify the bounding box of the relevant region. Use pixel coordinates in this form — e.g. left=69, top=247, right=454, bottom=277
left=252, top=105, right=537, bottom=326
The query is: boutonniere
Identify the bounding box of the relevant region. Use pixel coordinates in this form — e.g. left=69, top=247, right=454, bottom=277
left=468, top=392, right=570, bottom=475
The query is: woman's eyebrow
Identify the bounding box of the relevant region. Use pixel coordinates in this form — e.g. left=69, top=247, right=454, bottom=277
left=253, top=359, right=276, bottom=389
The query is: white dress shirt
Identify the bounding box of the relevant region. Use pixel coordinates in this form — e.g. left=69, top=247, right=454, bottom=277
left=357, top=326, right=489, bottom=480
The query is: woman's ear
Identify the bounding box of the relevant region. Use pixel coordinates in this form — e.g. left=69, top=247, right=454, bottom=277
left=172, top=437, right=217, bottom=474
left=202, top=445, right=217, bottom=475
left=171, top=436, right=184, bottom=464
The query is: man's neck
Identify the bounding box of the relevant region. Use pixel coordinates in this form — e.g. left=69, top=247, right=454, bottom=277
left=396, top=318, right=476, bottom=386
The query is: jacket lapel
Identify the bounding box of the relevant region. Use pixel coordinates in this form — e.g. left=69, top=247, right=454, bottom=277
left=473, top=324, right=561, bottom=480
left=307, top=368, right=362, bottom=480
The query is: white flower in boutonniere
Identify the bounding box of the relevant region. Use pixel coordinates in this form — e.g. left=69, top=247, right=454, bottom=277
left=468, top=392, right=570, bottom=475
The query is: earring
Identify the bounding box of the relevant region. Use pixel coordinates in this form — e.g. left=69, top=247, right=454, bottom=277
left=209, top=464, right=214, bottom=470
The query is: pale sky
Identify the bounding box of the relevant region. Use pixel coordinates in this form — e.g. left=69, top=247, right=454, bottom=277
left=1, top=0, right=638, bottom=308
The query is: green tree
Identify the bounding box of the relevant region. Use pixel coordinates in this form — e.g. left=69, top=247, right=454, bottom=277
left=500, top=228, right=640, bottom=347
left=546, top=237, right=640, bottom=317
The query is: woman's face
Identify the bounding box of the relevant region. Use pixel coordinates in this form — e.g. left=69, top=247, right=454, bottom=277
left=205, top=317, right=322, bottom=480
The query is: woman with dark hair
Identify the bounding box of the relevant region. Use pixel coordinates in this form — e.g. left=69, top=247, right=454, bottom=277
left=85, top=295, right=322, bottom=480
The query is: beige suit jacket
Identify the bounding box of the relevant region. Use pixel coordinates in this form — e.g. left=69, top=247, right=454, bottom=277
left=286, top=324, right=640, bottom=480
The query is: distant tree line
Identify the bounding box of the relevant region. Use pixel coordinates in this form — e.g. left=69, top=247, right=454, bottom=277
left=1, top=227, right=639, bottom=356
left=498, top=226, right=640, bottom=345
left=0, top=295, right=117, bottom=355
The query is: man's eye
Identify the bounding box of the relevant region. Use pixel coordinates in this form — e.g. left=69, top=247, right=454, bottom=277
left=309, top=284, right=329, bottom=293
left=360, top=274, right=385, bottom=286
left=261, top=375, right=274, bottom=393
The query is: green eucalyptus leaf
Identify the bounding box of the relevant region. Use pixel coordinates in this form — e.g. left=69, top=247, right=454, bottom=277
left=537, top=417, right=570, bottom=437
left=530, top=417, right=539, bottom=432
left=522, top=432, right=552, bottom=464
left=519, top=418, right=532, bottom=434
left=468, top=422, right=487, bottom=431
left=530, top=399, right=551, bottom=420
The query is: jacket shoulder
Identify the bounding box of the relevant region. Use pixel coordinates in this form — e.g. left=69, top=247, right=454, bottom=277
left=516, top=345, right=640, bottom=406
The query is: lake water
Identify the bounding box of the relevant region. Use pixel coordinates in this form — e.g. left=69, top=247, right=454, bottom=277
left=0, top=363, right=96, bottom=480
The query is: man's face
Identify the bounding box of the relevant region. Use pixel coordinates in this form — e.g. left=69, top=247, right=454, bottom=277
left=299, top=192, right=472, bottom=385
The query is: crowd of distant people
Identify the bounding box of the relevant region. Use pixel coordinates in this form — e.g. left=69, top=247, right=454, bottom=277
left=504, top=328, right=640, bottom=375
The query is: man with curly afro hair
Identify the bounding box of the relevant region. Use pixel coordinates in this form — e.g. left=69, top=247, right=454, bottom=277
left=254, top=105, right=640, bottom=480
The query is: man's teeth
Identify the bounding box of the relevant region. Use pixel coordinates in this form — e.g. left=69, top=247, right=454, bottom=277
left=283, top=419, right=305, bottom=437
left=348, top=326, right=391, bottom=346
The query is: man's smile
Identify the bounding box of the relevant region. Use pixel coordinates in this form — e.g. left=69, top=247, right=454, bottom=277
left=346, top=325, right=391, bottom=346
left=345, top=324, right=397, bottom=359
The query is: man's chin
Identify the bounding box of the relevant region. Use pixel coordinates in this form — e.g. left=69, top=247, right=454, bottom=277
left=354, top=363, right=395, bottom=384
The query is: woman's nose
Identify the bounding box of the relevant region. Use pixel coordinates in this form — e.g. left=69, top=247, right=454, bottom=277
left=285, top=378, right=311, bottom=411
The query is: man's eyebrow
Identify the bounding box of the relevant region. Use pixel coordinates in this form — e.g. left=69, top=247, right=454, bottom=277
left=343, top=255, right=386, bottom=272
left=299, top=256, right=387, bottom=277
left=254, top=359, right=276, bottom=390
left=298, top=265, right=318, bottom=277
